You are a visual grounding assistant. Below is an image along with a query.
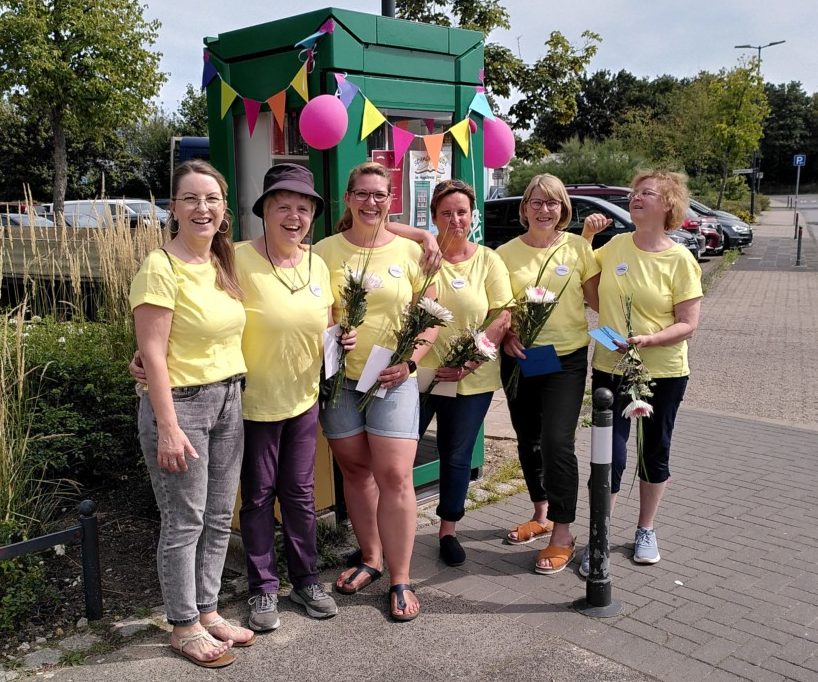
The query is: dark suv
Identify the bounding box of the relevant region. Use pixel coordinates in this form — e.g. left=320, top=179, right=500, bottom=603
left=483, top=195, right=702, bottom=261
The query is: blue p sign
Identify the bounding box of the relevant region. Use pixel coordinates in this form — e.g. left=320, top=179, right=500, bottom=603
left=794, top=154, right=806, bottom=167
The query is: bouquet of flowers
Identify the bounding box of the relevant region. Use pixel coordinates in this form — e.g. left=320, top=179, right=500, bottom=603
left=613, top=295, right=655, bottom=487
left=358, top=296, right=453, bottom=411
left=326, top=266, right=382, bottom=406
left=425, top=328, right=498, bottom=395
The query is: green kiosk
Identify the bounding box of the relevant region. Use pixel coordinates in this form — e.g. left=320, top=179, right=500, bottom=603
left=203, top=7, right=490, bottom=514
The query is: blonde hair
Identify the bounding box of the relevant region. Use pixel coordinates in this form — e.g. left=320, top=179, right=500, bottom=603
left=336, top=161, right=392, bottom=233
left=519, top=174, right=572, bottom=231
left=630, top=169, right=690, bottom=231
left=170, top=160, right=243, bottom=300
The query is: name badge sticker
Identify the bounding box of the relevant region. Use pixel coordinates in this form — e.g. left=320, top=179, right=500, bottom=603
left=555, top=264, right=569, bottom=277
left=615, top=262, right=629, bottom=276
left=451, top=277, right=466, bottom=290
left=388, top=264, right=403, bottom=278
left=309, top=284, right=322, bottom=297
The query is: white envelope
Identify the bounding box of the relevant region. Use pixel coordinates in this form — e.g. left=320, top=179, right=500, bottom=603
left=355, top=344, right=392, bottom=399
left=322, top=324, right=341, bottom=379
left=416, top=367, right=458, bottom=397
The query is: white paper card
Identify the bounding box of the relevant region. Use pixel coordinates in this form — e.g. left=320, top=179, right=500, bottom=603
left=355, top=344, right=392, bottom=399
left=416, top=367, right=458, bottom=397
left=322, top=325, right=341, bottom=379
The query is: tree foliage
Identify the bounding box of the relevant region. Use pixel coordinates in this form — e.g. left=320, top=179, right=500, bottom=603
left=0, top=0, right=166, bottom=212
left=397, top=0, right=600, bottom=160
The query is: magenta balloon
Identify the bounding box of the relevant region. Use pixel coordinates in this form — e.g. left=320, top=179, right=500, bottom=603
left=483, top=117, right=515, bottom=168
left=299, top=95, right=349, bottom=150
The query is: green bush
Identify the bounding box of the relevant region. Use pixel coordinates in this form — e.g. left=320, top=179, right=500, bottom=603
left=21, top=318, right=140, bottom=485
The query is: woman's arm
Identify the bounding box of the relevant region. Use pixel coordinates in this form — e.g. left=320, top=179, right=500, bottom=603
left=580, top=213, right=612, bottom=244
left=583, top=273, right=600, bottom=313
left=328, top=309, right=356, bottom=351
left=133, top=304, right=198, bottom=472
left=627, top=297, right=702, bottom=349
left=386, top=221, right=441, bottom=274
left=436, top=307, right=511, bottom=382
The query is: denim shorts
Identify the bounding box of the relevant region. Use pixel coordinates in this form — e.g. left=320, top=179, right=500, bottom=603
left=320, top=377, right=419, bottom=440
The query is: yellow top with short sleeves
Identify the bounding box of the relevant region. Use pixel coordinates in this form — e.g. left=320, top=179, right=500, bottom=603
left=420, top=246, right=512, bottom=395
left=496, top=232, right=600, bottom=355
left=313, top=233, right=427, bottom=380
left=234, top=241, right=334, bottom=422
left=592, top=233, right=703, bottom=378
left=129, top=249, right=246, bottom=388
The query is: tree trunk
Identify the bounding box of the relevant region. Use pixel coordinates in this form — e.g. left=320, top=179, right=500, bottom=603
left=50, top=107, right=68, bottom=216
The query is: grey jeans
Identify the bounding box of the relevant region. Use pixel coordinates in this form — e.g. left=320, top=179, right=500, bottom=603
left=139, top=375, right=244, bottom=625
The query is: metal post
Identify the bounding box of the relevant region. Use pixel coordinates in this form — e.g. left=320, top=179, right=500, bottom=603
left=794, top=211, right=799, bottom=240
left=794, top=164, right=802, bottom=227
left=574, top=388, right=623, bottom=618
left=749, top=151, right=757, bottom=219
left=78, top=500, right=103, bottom=620
left=796, top=219, right=804, bottom=267
left=381, top=0, right=395, bottom=17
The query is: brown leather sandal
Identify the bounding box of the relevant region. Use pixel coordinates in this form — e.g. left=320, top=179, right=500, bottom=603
left=534, top=541, right=576, bottom=575
left=506, top=519, right=554, bottom=545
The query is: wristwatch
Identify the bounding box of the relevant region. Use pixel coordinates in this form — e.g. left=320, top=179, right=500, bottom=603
left=406, top=359, right=417, bottom=374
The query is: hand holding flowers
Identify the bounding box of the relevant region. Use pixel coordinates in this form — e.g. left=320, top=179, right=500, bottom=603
left=358, top=296, right=453, bottom=411
left=425, top=328, right=498, bottom=395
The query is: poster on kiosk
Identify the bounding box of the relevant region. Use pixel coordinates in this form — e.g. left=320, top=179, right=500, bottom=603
left=408, top=147, right=452, bottom=234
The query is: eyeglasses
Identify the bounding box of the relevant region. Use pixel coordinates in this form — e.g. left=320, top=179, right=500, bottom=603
left=350, top=190, right=390, bottom=203
left=527, top=198, right=562, bottom=211
left=175, top=195, right=224, bottom=208
left=628, top=189, right=661, bottom=201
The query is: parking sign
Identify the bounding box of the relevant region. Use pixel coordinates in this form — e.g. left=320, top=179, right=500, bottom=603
left=794, top=154, right=806, bottom=167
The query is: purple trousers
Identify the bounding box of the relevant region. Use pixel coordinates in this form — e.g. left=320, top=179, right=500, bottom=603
left=240, top=402, right=319, bottom=594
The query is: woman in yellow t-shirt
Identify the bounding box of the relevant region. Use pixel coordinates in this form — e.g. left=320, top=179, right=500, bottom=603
left=314, top=162, right=438, bottom=622
left=496, top=174, right=607, bottom=576
left=129, top=160, right=251, bottom=668
left=582, top=170, right=702, bottom=570
left=236, top=164, right=356, bottom=632
left=417, top=180, right=512, bottom=567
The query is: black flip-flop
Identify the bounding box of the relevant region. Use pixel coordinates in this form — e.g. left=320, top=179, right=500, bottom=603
left=389, top=583, right=420, bottom=622
left=335, top=562, right=383, bottom=595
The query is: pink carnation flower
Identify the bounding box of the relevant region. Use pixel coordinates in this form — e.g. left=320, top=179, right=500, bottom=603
left=622, top=400, right=653, bottom=419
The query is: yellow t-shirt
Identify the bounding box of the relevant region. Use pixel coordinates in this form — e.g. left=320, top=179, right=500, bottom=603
left=420, top=246, right=512, bottom=395
left=129, top=249, right=246, bottom=388
left=496, top=232, right=600, bottom=355
left=313, top=233, right=426, bottom=380
left=592, top=233, right=703, bottom=378
left=234, top=242, right=334, bottom=422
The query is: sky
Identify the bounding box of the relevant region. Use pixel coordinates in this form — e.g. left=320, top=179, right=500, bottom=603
left=145, top=0, right=818, bottom=115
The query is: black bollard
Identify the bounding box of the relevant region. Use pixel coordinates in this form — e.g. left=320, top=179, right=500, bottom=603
left=794, top=212, right=798, bottom=240
left=78, top=500, right=103, bottom=620
left=796, top=219, right=804, bottom=266
left=573, top=388, right=623, bottom=618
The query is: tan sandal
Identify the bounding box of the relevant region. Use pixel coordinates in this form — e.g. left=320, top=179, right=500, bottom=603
left=170, top=630, right=236, bottom=668
left=534, top=541, right=576, bottom=575
left=506, top=519, right=554, bottom=545
left=202, top=615, right=257, bottom=647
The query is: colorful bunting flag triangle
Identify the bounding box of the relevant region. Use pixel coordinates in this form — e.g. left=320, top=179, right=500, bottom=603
left=449, top=118, right=470, bottom=157
left=361, top=98, right=387, bottom=140
left=424, top=133, right=445, bottom=171
left=468, top=92, right=495, bottom=119
left=290, top=62, right=309, bottom=102
left=202, top=60, right=219, bottom=90
left=392, top=126, right=415, bottom=163
left=220, top=80, right=238, bottom=119
left=243, top=98, right=261, bottom=137
left=267, top=91, right=287, bottom=131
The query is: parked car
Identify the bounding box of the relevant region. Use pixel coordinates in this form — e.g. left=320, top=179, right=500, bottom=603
left=41, top=199, right=168, bottom=228
left=0, top=212, right=55, bottom=228
left=484, top=195, right=702, bottom=261
left=689, top=198, right=752, bottom=250
left=679, top=209, right=708, bottom=258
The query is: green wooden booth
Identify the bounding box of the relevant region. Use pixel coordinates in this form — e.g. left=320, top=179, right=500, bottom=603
left=203, top=7, right=487, bottom=504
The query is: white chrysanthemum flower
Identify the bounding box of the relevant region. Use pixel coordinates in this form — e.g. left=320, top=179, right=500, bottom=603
left=622, top=400, right=653, bottom=419
left=418, top=297, right=454, bottom=322
left=524, top=286, right=557, bottom=304
left=473, top=331, right=498, bottom=360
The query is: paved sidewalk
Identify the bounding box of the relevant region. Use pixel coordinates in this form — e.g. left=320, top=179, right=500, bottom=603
left=44, top=207, right=818, bottom=682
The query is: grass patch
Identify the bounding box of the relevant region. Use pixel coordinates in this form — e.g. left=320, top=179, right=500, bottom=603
left=703, top=248, right=741, bottom=294
left=59, top=650, right=86, bottom=666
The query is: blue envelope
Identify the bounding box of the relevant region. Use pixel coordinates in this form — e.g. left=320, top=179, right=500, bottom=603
left=517, top=345, right=561, bottom=377
left=588, top=326, right=627, bottom=351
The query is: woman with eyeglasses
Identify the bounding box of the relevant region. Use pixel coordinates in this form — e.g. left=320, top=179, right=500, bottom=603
left=496, top=173, right=608, bottom=575
left=580, top=170, right=701, bottom=572
left=130, top=160, right=250, bottom=668
left=313, top=161, right=439, bottom=622
left=416, top=179, right=512, bottom=567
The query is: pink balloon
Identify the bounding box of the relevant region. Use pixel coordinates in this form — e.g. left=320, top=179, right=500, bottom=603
left=483, top=117, right=515, bottom=168
left=299, top=95, right=348, bottom=150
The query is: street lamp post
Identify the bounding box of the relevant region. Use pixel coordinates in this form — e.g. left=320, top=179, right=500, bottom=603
left=734, top=40, right=785, bottom=219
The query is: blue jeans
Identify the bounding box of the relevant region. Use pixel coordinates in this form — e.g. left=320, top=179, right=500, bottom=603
left=419, top=391, right=493, bottom=522
left=592, top=370, right=688, bottom=494
left=139, top=376, right=244, bottom=626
